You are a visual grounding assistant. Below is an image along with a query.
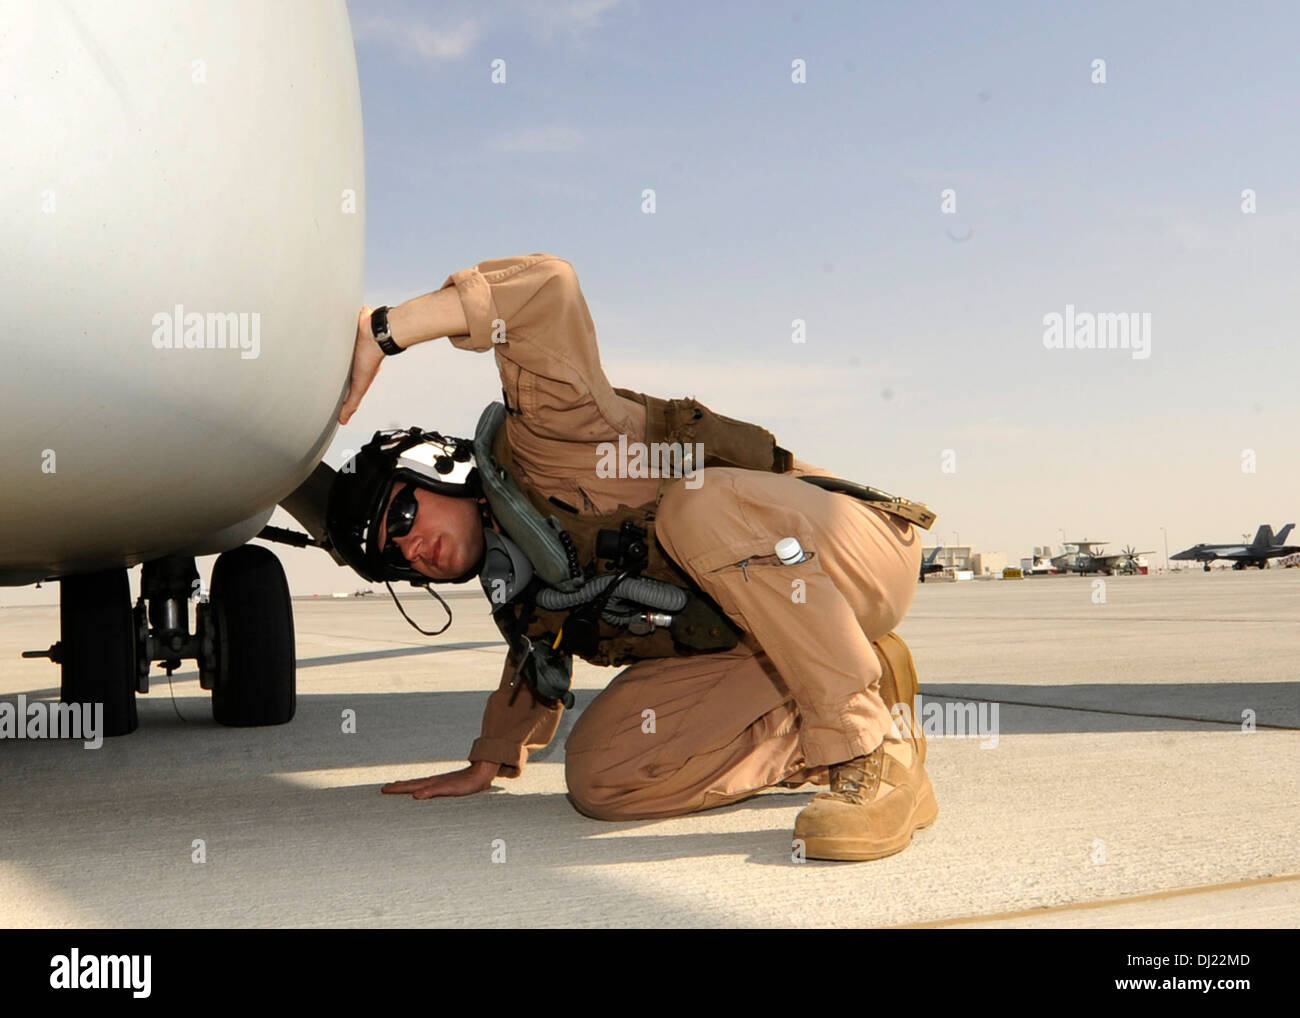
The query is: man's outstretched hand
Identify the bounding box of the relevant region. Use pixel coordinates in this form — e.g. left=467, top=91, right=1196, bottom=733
left=339, top=305, right=384, bottom=426
left=382, top=760, right=502, bottom=800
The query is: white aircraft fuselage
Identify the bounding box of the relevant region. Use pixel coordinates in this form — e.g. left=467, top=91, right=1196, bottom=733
left=0, top=0, right=364, bottom=585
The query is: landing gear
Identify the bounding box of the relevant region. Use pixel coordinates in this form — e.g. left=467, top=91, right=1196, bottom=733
left=1204, top=563, right=1212, bottom=572
left=137, top=555, right=201, bottom=689
left=59, top=569, right=138, bottom=737
left=21, top=544, right=297, bottom=735
left=203, top=545, right=296, bottom=727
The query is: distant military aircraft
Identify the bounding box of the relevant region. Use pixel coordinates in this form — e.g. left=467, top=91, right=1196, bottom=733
left=918, top=546, right=945, bottom=582
left=1051, top=540, right=1153, bottom=575
left=1051, top=539, right=1106, bottom=574
left=1023, top=553, right=1058, bottom=575
left=1100, top=545, right=1153, bottom=575
left=1171, top=524, right=1298, bottom=571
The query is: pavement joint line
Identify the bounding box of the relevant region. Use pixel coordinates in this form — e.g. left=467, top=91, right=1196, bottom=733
left=918, top=689, right=1300, bottom=731
left=908, top=615, right=1297, bottom=624
left=889, top=871, right=1300, bottom=928
left=294, top=630, right=447, bottom=648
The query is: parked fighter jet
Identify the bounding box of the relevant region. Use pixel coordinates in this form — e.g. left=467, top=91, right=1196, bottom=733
left=1171, top=524, right=1298, bottom=571
left=918, top=546, right=945, bottom=582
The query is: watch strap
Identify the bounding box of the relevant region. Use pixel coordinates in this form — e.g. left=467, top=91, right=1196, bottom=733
left=370, top=306, right=405, bottom=355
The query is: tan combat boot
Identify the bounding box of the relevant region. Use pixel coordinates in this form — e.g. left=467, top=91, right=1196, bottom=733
left=793, top=736, right=938, bottom=861
left=792, top=633, right=937, bottom=861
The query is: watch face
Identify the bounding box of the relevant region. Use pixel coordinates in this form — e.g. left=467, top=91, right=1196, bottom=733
left=371, top=306, right=390, bottom=341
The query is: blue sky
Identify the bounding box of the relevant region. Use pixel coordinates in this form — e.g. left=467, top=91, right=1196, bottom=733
left=322, top=0, right=1300, bottom=589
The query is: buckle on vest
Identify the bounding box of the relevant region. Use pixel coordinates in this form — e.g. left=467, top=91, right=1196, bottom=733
left=880, top=497, right=937, bottom=530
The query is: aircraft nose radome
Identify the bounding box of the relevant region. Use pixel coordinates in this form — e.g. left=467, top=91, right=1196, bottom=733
left=0, top=2, right=364, bottom=576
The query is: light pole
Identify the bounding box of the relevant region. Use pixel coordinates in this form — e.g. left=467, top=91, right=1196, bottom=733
left=1160, top=526, right=1169, bottom=573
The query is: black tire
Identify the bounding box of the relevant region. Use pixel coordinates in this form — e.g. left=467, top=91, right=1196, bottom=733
left=60, top=568, right=138, bottom=737
left=209, top=545, right=296, bottom=727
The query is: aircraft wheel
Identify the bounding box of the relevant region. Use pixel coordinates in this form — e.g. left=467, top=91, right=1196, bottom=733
left=60, top=568, right=138, bottom=737
left=1203, top=563, right=1211, bottom=572
left=208, top=545, right=296, bottom=727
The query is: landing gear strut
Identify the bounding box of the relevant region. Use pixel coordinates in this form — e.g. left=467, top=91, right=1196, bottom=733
left=137, top=555, right=202, bottom=688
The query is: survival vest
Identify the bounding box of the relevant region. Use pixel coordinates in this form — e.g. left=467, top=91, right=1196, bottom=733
left=474, top=387, right=935, bottom=708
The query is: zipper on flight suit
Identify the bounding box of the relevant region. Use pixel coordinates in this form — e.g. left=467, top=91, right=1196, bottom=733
left=730, top=551, right=815, bottom=583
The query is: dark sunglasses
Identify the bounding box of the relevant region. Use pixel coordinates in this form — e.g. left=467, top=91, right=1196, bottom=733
left=381, top=483, right=419, bottom=566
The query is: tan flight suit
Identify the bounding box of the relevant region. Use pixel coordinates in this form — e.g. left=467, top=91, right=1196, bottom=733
left=438, top=253, right=923, bottom=821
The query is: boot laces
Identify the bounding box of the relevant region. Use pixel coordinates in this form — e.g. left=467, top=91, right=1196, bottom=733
left=824, top=748, right=882, bottom=804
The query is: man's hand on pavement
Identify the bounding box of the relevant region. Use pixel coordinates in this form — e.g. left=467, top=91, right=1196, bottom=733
left=381, top=760, right=502, bottom=800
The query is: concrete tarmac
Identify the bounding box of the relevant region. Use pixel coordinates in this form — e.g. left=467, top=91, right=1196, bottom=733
left=1, top=570, right=1297, bottom=928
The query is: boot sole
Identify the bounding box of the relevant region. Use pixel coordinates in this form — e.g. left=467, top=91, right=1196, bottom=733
left=799, top=775, right=939, bottom=862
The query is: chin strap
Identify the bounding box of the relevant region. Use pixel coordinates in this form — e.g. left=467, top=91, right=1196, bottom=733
left=385, top=580, right=453, bottom=636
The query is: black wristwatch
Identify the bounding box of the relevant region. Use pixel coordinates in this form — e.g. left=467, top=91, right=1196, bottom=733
left=370, top=306, right=405, bottom=355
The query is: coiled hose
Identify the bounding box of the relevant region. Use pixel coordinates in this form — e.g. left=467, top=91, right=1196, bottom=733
left=536, top=573, right=687, bottom=625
